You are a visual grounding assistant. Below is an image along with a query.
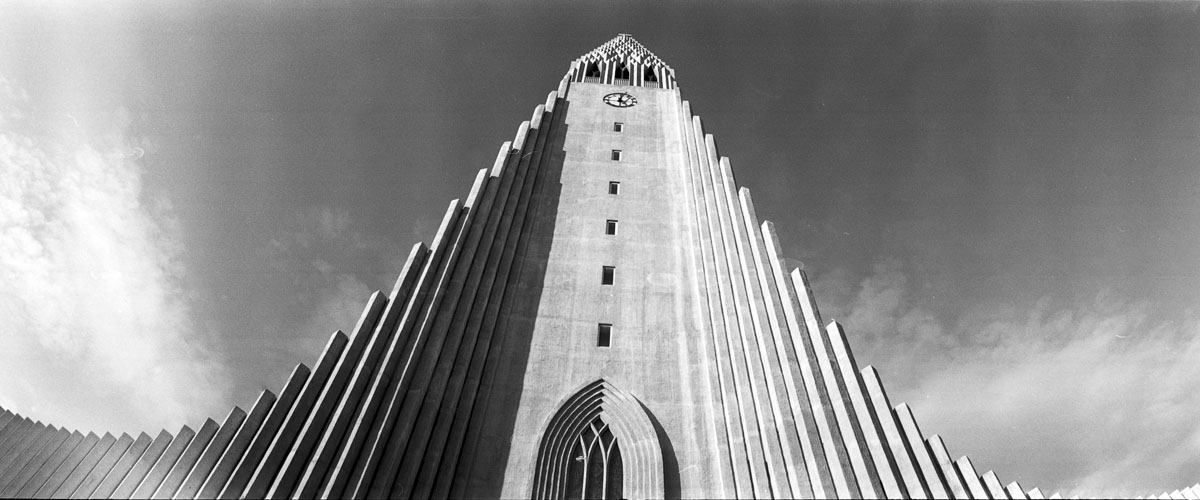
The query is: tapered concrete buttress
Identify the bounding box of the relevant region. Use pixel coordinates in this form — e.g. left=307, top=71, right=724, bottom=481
left=0, top=422, right=48, bottom=478
left=433, top=102, right=560, bottom=499
left=321, top=202, right=462, bottom=499
left=88, top=432, right=154, bottom=499
left=52, top=431, right=122, bottom=496
left=740, top=190, right=819, bottom=498
left=13, top=430, right=84, bottom=497
left=267, top=293, right=387, bottom=498
left=350, top=172, right=490, bottom=499
left=220, top=365, right=310, bottom=499
left=129, top=426, right=197, bottom=498
left=68, top=432, right=134, bottom=499
left=50, top=432, right=118, bottom=498
left=893, top=404, right=949, bottom=498
left=0, top=426, right=63, bottom=490
left=925, top=435, right=968, bottom=499
left=824, top=320, right=906, bottom=498
left=194, top=391, right=276, bottom=499
left=982, top=470, right=1008, bottom=499
left=107, top=429, right=174, bottom=499
left=151, top=418, right=221, bottom=499
left=293, top=244, right=428, bottom=499
left=861, top=367, right=928, bottom=498
left=242, top=330, right=349, bottom=499
left=172, top=407, right=248, bottom=499
left=0, top=418, right=35, bottom=458
left=954, top=456, right=989, bottom=500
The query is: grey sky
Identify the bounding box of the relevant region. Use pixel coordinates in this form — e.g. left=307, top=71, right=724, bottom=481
left=1, top=1, right=1197, bottom=496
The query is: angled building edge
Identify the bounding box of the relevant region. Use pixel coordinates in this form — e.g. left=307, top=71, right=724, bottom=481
left=0, top=34, right=1188, bottom=500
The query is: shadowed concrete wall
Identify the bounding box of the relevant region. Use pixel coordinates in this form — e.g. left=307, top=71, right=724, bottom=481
left=0, top=34, right=1190, bottom=500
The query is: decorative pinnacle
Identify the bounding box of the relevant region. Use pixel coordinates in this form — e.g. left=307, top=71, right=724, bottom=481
left=565, top=34, right=677, bottom=89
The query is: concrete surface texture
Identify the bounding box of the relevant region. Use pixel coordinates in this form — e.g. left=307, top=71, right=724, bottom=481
left=0, top=34, right=1192, bottom=499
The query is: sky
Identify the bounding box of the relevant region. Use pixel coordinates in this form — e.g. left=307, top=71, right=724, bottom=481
left=0, top=1, right=1198, bottom=496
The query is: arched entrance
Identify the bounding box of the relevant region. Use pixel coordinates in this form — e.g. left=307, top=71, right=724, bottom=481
left=530, top=379, right=664, bottom=499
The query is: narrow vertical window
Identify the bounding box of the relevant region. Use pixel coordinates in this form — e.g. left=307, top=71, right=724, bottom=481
left=608, top=181, right=620, bottom=195
left=597, top=324, right=612, bottom=347
left=613, top=122, right=623, bottom=132
left=605, top=220, right=618, bottom=235
left=601, top=266, right=615, bottom=285
left=611, top=150, right=622, bottom=161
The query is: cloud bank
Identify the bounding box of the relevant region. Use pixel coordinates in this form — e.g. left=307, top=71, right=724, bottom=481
left=814, top=258, right=1200, bottom=496
left=0, top=77, right=227, bottom=434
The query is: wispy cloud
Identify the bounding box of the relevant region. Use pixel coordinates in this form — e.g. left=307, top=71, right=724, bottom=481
left=814, top=258, right=1200, bottom=496
left=0, top=77, right=227, bottom=434
left=267, top=206, right=376, bottom=357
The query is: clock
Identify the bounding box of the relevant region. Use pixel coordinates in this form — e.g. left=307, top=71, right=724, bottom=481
left=603, top=92, right=637, bottom=108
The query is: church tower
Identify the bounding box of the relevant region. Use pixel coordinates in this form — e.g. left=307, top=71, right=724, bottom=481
left=0, top=34, right=1194, bottom=500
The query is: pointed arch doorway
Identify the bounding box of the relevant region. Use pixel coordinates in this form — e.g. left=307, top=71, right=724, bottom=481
left=530, top=379, right=665, bottom=500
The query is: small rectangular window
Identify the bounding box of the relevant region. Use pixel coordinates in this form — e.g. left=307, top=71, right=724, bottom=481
left=605, top=220, right=618, bottom=235
left=608, top=181, right=620, bottom=195
left=611, top=150, right=622, bottom=161
left=601, top=266, right=615, bottom=285
left=613, top=122, right=623, bottom=132
left=598, top=323, right=612, bottom=347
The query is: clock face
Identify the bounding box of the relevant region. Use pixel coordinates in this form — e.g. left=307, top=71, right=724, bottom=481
left=603, top=92, right=637, bottom=108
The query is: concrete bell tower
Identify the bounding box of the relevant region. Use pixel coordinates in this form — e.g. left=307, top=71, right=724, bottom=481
left=0, top=34, right=1194, bottom=500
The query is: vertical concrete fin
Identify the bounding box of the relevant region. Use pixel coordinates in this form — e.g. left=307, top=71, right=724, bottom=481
left=393, top=119, right=537, bottom=499
left=490, top=141, right=514, bottom=177
left=686, top=113, right=755, bottom=498
left=760, top=220, right=835, bottom=497
left=894, top=403, right=950, bottom=498
left=67, top=432, right=132, bottom=499
left=785, top=269, right=856, bottom=497
left=363, top=158, right=510, bottom=498
left=0, top=417, right=35, bottom=458
left=14, top=430, right=85, bottom=498
left=321, top=200, right=465, bottom=499
left=174, top=406, right=249, bottom=499
left=0, top=424, right=58, bottom=489
left=740, top=191, right=819, bottom=498
left=219, top=364, right=309, bottom=500
left=926, top=435, right=968, bottom=499
left=806, top=318, right=878, bottom=498
left=344, top=168, right=493, bottom=499
left=0, top=411, right=16, bottom=436
left=50, top=432, right=116, bottom=498
left=710, top=158, right=795, bottom=499
left=151, top=419, right=219, bottom=499
left=825, top=319, right=905, bottom=498
left=196, top=390, right=277, bottom=500
left=443, top=97, right=563, bottom=496
left=861, top=366, right=928, bottom=498
left=34, top=431, right=101, bottom=498
left=89, top=431, right=153, bottom=499
left=130, top=426, right=196, bottom=499
left=1007, top=482, right=1029, bottom=500
left=673, top=105, right=741, bottom=499
left=982, top=470, right=1008, bottom=499
left=419, top=98, right=560, bottom=499
left=242, top=330, right=349, bottom=499
left=954, top=456, right=989, bottom=500
left=109, top=429, right=173, bottom=499
left=293, top=245, right=430, bottom=499
left=267, top=292, right=388, bottom=498
left=0, top=421, right=49, bottom=481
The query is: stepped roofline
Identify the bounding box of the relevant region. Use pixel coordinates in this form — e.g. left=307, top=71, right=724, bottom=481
left=565, top=34, right=677, bottom=89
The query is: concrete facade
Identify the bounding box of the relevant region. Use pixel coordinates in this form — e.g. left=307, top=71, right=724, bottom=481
left=0, top=34, right=1192, bottom=499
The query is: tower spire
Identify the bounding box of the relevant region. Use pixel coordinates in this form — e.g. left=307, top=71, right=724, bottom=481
left=566, top=34, right=677, bottom=89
